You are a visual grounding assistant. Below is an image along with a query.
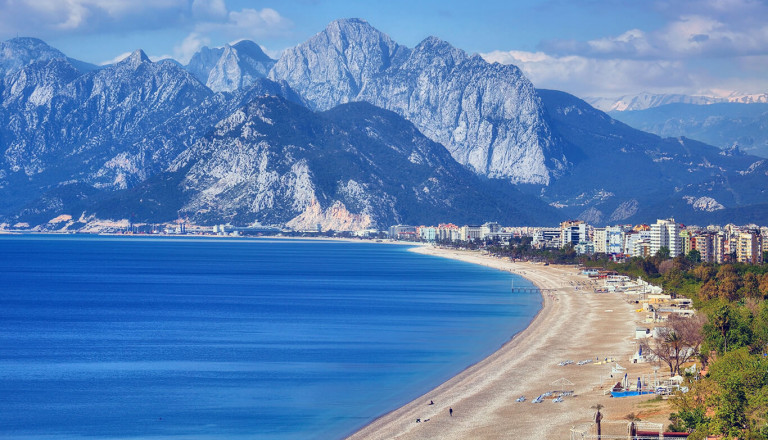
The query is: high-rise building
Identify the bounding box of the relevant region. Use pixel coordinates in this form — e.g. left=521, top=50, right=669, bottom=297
left=560, top=220, right=586, bottom=247
left=650, top=218, right=681, bottom=257
left=679, top=230, right=692, bottom=256
left=736, top=231, right=763, bottom=264
left=593, top=228, right=607, bottom=254
left=607, top=225, right=629, bottom=254
left=691, top=233, right=715, bottom=263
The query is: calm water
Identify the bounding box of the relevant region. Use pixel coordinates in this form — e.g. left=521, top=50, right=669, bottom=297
left=0, top=236, right=540, bottom=439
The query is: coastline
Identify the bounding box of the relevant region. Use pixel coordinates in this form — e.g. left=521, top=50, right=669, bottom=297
left=347, top=245, right=640, bottom=439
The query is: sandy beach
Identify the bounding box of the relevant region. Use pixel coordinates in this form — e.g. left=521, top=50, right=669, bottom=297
left=347, top=245, right=654, bottom=439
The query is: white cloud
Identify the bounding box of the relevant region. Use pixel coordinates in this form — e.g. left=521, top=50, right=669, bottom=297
left=543, top=3, right=768, bottom=60
left=196, top=8, right=292, bottom=39
left=99, top=51, right=133, bottom=65
left=0, top=0, right=190, bottom=34
left=515, top=0, right=768, bottom=97
left=482, top=50, right=694, bottom=97
left=174, top=32, right=211, bottom=64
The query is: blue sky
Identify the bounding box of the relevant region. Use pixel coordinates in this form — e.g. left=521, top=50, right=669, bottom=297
left=1, top=0, right=766, bottom=98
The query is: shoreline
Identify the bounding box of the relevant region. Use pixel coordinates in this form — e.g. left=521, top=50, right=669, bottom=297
left=347, top=245, right=641, bottom=439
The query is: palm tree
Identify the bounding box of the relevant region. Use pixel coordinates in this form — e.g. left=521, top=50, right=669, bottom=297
left=625, top=412, right=642, bottom=439
left=591, top=403, right=604, bottom=439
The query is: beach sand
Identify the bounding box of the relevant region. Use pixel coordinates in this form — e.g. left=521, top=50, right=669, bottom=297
left=347, top=245, right=657, bottom=439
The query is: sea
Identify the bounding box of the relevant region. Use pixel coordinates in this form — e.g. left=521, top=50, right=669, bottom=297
left=0, top=235, right=541, bottom=439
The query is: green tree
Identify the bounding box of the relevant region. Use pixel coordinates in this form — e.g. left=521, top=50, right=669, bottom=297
left=703, top=302, right=753, bottom=355
left=707, top=348, right=768, bottom=438
left=656, top=246, right=671, bottom=260
left=686, top=249, right=702, bottom=264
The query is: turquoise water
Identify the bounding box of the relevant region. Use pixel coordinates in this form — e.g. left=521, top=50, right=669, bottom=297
left=0, top=235, right=541, bottom=439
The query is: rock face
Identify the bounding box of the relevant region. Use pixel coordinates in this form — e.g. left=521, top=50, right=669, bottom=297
left=166, top=97, right=559, bottom=228
left=1, top=48, right=210, bottom=185
left=270, top=18, right=566, bottom=184
left=0, top=37, right=68, bottom=76
left=185, top=40, right=276, bottom=92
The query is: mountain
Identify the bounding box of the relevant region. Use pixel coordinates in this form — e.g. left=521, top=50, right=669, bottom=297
left=586, top=91, right=768, bottom=112
left=536, top=89, right=768, bottom=224
left=165, top=97, right=559, bottom=227
left=0, top=46, right=213, bottom=215
left=0, top=37, right=97, bottom=78
left=12, top=97, right=561, bottom=228
left=270, top=18, right=567, bottom=185
left=185, top=41, right=275, bottom=92
left=608, top=103, right=768, bottom=158
left=2, top=30, right=767, bottom=229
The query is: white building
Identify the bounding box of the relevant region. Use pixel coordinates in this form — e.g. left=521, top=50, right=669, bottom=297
left=418, top=226, right=437, bottom=242
left=560, top=220, right=586, bottom=247
left=607, top=225, right=627, bottom=254
left=533, top=227, right=561, bottom=248
left=651, top=219, right=681, bottom=257
left=593, top=228, right=607, bottom=254
left=460, top=225, right=484, bottom=242
left=626, top=230, right=652, bottom=258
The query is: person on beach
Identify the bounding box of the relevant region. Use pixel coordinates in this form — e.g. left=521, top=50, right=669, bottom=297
left=429, top=400, right=433, bottom=405
left=449, top=407, right=453, bottom=417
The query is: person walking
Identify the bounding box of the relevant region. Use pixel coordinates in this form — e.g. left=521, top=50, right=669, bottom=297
left=449, top=407, right=453, bottom=417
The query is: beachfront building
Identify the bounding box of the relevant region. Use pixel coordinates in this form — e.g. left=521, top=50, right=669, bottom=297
left=389, top=225, right=418, bottom=240
left=593, top=228, right=607, bottom=254
left=736, top=231, right=763, bottom=264
left=625, top=230, right=652, bottom=258
left=418, top=226, right=437, bottom=242
left=481, top=222, right=504, bottom=241
left=607, top=225, right=627, bottom=255
left=437, top=223, right=460, bottom=242
left=460, top=225, right=484, bottom=242
left=532, top=227, right=561, bottom=248
left=575, top=241, right=595, bottom=255
left=651, top=218, right=681, bottom=257
left=560, top=220, right=586, bottom=248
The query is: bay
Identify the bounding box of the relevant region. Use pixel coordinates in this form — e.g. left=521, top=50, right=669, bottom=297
left=0, top=235, right=540, bottom=439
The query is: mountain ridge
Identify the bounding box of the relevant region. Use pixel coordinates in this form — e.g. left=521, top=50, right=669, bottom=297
left=1, top=26, right=767, bottom=229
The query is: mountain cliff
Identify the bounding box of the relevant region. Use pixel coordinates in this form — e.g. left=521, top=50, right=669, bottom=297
left=165, top=97, right=559, bottom=227
left=270, top=18, right=567, bottom=184
left=185, top=40, right=275, bottom=93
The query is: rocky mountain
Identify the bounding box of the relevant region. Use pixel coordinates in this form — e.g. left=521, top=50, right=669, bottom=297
left=2, top=28, right=767, bottom=230
left=536, top=89, right=768, bottom=224
left=0, top=37, right=97, bottom=78
left=166, top=97, right=559, bottom=227
left=13, top=97, right=560, bottom=228
left=1, top=48, right=210, bottom=184
left=185, top=40, right=275, bottom=93
left=270, top=18, right=567, bottom=185
left=608, top=103, right=768, bottom=158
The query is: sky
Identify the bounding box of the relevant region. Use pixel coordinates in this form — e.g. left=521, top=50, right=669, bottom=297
left=1, top=0, right=766, bottom=99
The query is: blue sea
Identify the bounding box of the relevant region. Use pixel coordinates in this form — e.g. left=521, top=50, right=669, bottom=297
left=0, top=235, right=541, bottom=439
